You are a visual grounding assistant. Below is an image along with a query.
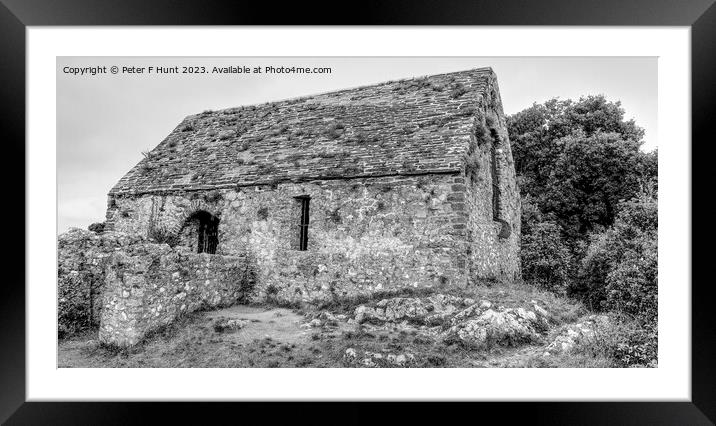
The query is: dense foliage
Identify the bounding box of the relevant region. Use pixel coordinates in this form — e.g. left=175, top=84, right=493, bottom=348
left=509, top=95, right=656, bottom=241
left=522, top=199, right=571, bottom=293
left=508, top=95, right=657, bottom=366
left=577, top=196, right=658, bottom=320
left=508, top=95, right=657, bottom=321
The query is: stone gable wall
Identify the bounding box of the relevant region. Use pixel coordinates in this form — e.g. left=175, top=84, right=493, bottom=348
left=463, top=73, right=521, bottom=281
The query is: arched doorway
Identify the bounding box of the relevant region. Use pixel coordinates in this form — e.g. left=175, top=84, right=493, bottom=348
left=178, top=210, right=219, bottom=254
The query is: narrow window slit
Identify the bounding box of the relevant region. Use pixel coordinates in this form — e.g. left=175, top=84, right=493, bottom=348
left=490, top=129, right=501, bottom=221
left=297, top=196, right=310, bottom=251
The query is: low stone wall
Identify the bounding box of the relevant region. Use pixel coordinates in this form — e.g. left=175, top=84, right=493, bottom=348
left=58, top=229, right=148, bottom=336
left=98, top=244, right=252, bottom=347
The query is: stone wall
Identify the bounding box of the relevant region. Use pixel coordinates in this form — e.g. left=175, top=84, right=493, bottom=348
left=106, top=173, right=471, bottom=303
left=98, top=68, right=522, bottom=306
left=57, top=229, right=147, bottom=336
left=463, top=75, right=521, bottom=282
left=98, top=244, right=252, bottom=346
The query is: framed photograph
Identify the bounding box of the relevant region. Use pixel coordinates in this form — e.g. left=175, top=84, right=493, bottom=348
left=3, top=0, right=713, bottom=423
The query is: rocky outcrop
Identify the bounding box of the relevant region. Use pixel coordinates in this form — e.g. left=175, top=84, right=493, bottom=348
left=213, top=318, right=250, bottom=332
left=353, top=294, right=552, bottom=348
left=343, top=348, right=417, bottom=368
left=543, top=315, right=610, bottom=355
left=354, top=294, right=474, bottom=325
left=443, top=306, right=549, bottom=347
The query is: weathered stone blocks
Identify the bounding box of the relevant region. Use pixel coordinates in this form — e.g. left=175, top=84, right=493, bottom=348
left=58, top=229, right=149, bottom=336
left=97, top=244, right=252, bottom=347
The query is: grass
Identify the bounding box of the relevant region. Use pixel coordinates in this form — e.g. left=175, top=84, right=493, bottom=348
left=58, top=281, right=645, bottom=368
left=324, top=122, right=345, bottom=139
left=449, top=84, right=468, bottom=99
left=451, top=280, right=587, bottom=325
left=60, top=311, right=338, bottom=368
left=60, top=314, right=481, bottom=368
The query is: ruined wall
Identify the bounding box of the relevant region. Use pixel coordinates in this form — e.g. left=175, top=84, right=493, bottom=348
left=105, top=173, right=470, bottom=303
left=98, top=244, right=252, bottom=346
left=57, top=229, right=147, bottom=336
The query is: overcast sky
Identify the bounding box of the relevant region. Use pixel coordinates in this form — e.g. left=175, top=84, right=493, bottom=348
left=57, top=57, right=657, bottom=233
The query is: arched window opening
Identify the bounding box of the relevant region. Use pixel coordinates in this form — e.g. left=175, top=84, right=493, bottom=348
left=179, top=210, right=219, bottom=254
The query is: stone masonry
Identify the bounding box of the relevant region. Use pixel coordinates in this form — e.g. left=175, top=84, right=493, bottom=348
left=98, top=243, right=252, bottom=346
left=102, top=67, right=521, bottom=305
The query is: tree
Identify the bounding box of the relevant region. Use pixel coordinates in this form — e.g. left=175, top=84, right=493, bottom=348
left=542, top=131, right=646, bottom=238
left=508, top=95, right=654, bottom=244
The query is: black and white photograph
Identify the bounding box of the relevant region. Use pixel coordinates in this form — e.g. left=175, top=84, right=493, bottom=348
left=3, top=7, right=710, bottom=421
left=56, top=57, right=658, bottom=369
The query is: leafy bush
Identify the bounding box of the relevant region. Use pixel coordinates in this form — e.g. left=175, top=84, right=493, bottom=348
left=203, top=190, right=223, bottom=203
left=572, top=313, right=657, bottom=367
left=449, top=84, right=467, bottom=99
left=605, top=240, right=657, bottom=320
left=58, top=273, right=92, bottom=338
left=610, top=319, right=657, bottom=367
left=574, top=195, right=657, bottom=321
left=324, top=122, right=345, bottom=139
left=88, top=222, right=106, bottom=234
left=521, top=220, right=572, bottom=294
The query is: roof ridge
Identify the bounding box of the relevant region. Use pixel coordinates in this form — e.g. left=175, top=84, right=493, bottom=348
left=185, top=67, right=494, bottom=119
left=110, top=67, right=502, bottom=195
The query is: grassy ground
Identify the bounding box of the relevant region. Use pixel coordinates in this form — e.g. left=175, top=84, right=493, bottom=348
left=58, top=282, right=625, bottom=368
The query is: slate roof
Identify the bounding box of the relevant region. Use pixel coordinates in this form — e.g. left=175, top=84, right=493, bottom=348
left=110, top=67, right=499, bottom=195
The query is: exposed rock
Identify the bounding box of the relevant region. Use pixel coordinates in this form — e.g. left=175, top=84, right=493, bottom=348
left=378, top=297, right=431, bottom=322
left=344, top=348, right=357, bottom=360
left=213, top=318, right=249, bottom=332
left=543, top=315, right=610, bottom=355
left=444, top=307, right=548, bottom=347
left=353, top=294, right=477, bottom=326
left=343, top=348, right=417, bottom=368
left=361, top=358, right=376, bottom=367
left=352, top=293, right=552, bottom=349
left=354, top=306, right=379, bottom=324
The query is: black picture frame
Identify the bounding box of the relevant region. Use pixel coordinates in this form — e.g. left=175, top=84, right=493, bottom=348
left=2, top=1, right=713, bottom=424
